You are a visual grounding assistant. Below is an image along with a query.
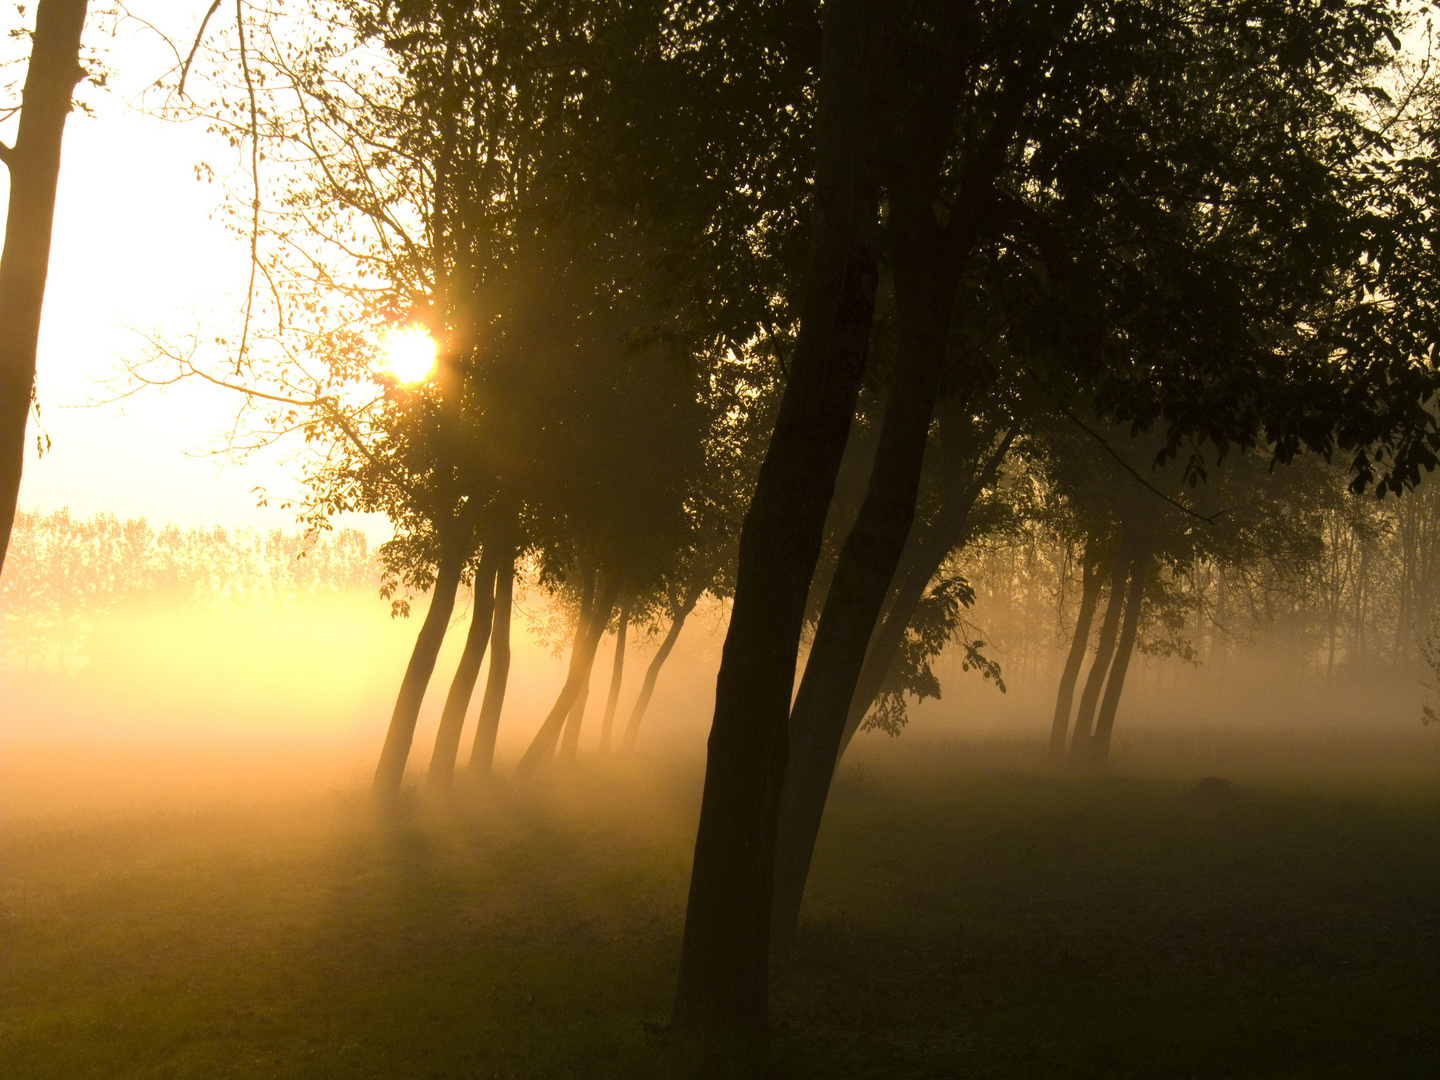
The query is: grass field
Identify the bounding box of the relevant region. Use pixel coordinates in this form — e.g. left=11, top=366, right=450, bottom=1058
left=1, top=747, right=1437, bottom=1078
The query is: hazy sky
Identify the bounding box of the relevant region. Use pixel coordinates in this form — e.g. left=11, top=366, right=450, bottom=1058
left=2, top=4, right=379, bottom=536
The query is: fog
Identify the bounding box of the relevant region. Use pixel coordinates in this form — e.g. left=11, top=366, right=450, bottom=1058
left=3, top=550, right=1434, bottom=828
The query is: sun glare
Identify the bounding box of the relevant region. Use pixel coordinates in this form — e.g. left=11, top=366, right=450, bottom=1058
left=381, top=326, right=438, bottom=385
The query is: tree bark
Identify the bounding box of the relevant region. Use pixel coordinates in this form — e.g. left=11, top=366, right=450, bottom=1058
left=1089, top=551, right=1148, bottom=765
left=1069, top=546, right=1134, bottom=760
left=1049, top=544, right=1106, bottom=760
left=372, top=540, right=468, bottom=804
left=599, top=597, right=630, bottom=753
left=469, top=541, right=516, bottom=775
left=0, top=0, right=89, bottom=573
left=670, top=0, right=886, bottom=1041
left=621, top=581, right=703, bottom=751
left=516, top=573, right=621, bottom=777
left=427, top=545, right=503, bottom=788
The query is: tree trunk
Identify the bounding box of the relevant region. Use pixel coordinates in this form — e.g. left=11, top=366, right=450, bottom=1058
left=372, top=541, right=468, bottom=804
left=1049, top=545, right=1106, bottom=760
left=836, top=424, right=1018, bottom=758
left=0, top=0, right=89, bottom=573
left=559, top=566, right=599, bottom=760
left=670, top=0, right=886, bottom=1041
left=1089, top=552, right=1147, bottom=765
left=770, top=158, right=963, bottom=944
left=1069, top=547, right=1133, bottom=760
left=621, top=582, right=703, bottom=751
left=599, top=597, right=631, bottom=753
left=469, top=542, right=516, bottom=776
left=427, top=545, right=502, bottom=788
left=560, top=669, right=591, bottom=759
left=516, top=573, right=621, bottom=777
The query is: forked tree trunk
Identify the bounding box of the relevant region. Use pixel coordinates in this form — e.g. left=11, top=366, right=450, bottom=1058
left=770, top=163, right=962, bottom=945
left=1069, top=547, right=1133, bottom=760
left=427, top=545, right=503, bottom=787
left=372, top=540, right=468, bottom=804
left=621, top=582, right=703, bottom=751
left=1089, top=552, right=1148, bottom=765
left=770, top=426, right=1017, bottom=944
left=598, top=597, right=631, bottom=753
left=0, top=0, right=89, bottom=572
left=469, top=543, right=516, bottom=775
left=671, top=0, right=886, bottom=1040
left=515, top=574, right=621, bottom=778
left=559, top=566, right=599, bottom=759
left=1049, top=545, right=1106, bottom=760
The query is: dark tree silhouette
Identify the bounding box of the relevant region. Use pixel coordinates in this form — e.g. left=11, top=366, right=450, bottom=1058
left=0, top=0, right=88, bottom=572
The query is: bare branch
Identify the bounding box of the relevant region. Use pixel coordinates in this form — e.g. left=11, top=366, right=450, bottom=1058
left=178, top=0, right=224, bottom=99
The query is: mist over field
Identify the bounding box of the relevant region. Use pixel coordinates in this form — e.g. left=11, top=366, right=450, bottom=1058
left=1, top=506, right=1433, bottom=828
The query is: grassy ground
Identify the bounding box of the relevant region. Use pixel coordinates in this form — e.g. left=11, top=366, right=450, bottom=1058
left=1, top=749, right=1437, bottom=1078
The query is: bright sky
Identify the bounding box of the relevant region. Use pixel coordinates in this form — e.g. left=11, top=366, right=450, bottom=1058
left=1, top=3, right=384, bottom=538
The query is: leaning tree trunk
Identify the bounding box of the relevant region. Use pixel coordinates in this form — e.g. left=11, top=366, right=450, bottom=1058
left=598, top=597, right=631, bottom=753
left=0, top=0, right=89, bottom=573
left=621, top=582, right=703, bottom=751
left=427, top=543, right=503, bottom=787
left=559, top=566, right=599, bottom=760
left=1069, top=547, right=1133, bottom=760
left=469, top=542, right=516, bottom=776
left=372, top=540, right=468, bottom=804
left=836, top=424, right=1018, bottom=759
left=671, top=0, right=886, bottom=1042
left=1089, top=552, right=1148, bottom=766
left=770, top=159, right=962, bottom=945
left=515, top=574, right=621, bottom=778
left=1049, top=546, right=1106, bottom=760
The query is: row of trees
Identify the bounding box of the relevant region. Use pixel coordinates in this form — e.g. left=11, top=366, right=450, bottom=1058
left=0, top=510, right=374, bottom=671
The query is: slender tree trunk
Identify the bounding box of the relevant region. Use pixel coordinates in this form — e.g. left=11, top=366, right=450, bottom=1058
left=561, top=670, right=591, bottom=758
left=671, top=0, right=886, bottom=1040
left=599, top=597, right=631, bottom=753
left=427, top=545, right=502, bottom=787
left=516, top=574, right=621, bottom=777
left=837, top=425, right=1017, bottom=757
left=1069, top=547, right=1133, bottom=760
left=559, top=566, right=599, bottom=760
left=1049, top=545, right=1106, bottom=760
left=372, top=541, right=468, bottom=804
left=621, top=583, right=703, bottom=751
left=1089, top=552, right=1148, bottom=765
left=0, top=0, right=88, bottom=572
left=469, top=542, right=516, bottom=775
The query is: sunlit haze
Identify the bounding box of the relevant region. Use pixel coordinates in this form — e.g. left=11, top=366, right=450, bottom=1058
left=381, top=325, right=438, bottom=385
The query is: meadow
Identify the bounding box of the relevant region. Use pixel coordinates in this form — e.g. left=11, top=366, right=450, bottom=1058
left=1, top=745, right=1436, bottom=1079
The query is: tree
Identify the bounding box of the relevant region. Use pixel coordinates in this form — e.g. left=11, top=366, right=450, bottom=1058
left=0, top=0, right=89, bottom=572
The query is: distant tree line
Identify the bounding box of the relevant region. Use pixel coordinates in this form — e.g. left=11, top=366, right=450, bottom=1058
left=0, top=510, right=374, bottom=672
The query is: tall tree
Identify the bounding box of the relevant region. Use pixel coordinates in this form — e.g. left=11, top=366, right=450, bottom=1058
left=0, top=0, right=89, bottom=571
left=671, top=0, right=888, bottom=1040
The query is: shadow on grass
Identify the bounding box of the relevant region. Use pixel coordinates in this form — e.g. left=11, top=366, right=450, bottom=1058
left=1, top=757, right=1436, bottom=1078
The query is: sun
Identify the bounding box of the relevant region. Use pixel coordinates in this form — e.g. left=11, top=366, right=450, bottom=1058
left=380, top=326, right=438, bottom=385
